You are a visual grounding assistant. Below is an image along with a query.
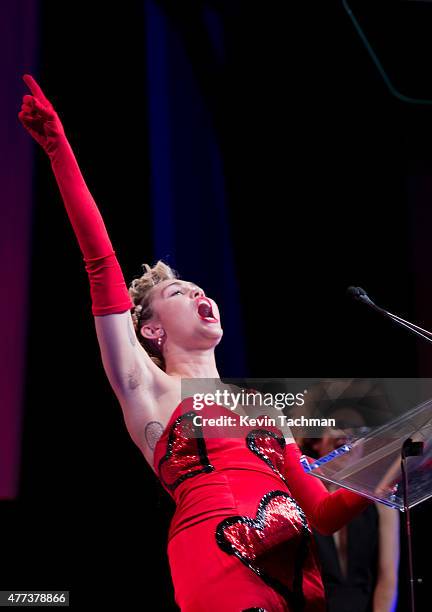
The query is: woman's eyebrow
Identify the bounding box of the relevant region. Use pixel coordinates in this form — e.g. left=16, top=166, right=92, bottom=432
left=162, top=281, right=200, bottom=297
left=162, top=281, right=184, bottom=297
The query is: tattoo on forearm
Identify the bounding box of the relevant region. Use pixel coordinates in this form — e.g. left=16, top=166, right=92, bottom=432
left=128, top=315, right=137, bottom=346
left=145, top=421, right=164, bottom=451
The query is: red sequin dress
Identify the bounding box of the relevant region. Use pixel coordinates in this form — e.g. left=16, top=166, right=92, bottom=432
left=18, top=75, right=369, bottom=611
left=153, top=399, right=370, bottom=612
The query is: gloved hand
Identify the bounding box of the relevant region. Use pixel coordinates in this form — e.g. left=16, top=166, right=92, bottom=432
left=18, top=73, right=132, bottom=315
left=18, top=74, right=65, bottom=156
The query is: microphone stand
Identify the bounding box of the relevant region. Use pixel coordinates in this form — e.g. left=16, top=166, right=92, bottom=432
left=350, top=287, right=432, bottom=344
left=349, top=287, right=427, bottom=612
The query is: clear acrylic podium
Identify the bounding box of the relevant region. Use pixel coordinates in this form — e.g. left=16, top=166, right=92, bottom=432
left=304, top=396, right=432, bottom=511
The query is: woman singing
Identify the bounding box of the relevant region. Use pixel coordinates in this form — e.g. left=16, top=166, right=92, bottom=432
left=19, top=74, right=371, bottom=612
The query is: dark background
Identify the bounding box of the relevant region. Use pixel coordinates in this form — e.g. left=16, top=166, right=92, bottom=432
left=2, top=1, right=432, bottom=609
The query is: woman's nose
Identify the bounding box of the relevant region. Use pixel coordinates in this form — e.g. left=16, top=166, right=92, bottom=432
left=191, top=287, right=204, bottom=299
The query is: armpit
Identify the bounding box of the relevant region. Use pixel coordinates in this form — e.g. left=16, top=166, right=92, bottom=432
left=127, top=361, right=145, bottom=391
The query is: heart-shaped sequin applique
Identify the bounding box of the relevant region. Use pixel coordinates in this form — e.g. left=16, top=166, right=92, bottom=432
left=216, top=490, right=310, bottom=610
left=158, top=411, right=214, bottom=491
left=247, top=429, right=287, bottom=484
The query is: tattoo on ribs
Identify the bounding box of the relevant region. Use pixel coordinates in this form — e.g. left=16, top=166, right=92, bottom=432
left=145, top=421, right=164, bottom=450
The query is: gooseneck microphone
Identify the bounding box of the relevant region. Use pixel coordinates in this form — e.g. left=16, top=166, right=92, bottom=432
left=347, top=286, right=378, bottom=308
left=348, top=285, right=427, bottom=612
left=347, top=286, right=432, bottom=344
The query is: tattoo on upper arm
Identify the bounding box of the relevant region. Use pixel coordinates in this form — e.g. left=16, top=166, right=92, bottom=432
left=145, top=421, right=164, bottom=451
left=128, top=315, right=137, bottom=346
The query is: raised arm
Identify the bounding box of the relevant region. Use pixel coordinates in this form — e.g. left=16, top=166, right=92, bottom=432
left=18, top=75, right=159, bottom=404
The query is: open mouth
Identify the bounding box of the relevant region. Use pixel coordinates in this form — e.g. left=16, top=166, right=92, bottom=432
left=196, top=297, right=218, bottom=323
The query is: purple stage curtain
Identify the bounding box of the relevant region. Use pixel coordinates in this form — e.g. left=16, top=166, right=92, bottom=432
left=0, top=0, right=38, bottom=499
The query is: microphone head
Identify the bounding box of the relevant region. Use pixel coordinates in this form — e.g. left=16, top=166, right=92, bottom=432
left=347, top=286, right=376, bottom=307
left=347, top=286, right=365, bottom=299
left=355, top=286, right=368, bottom=298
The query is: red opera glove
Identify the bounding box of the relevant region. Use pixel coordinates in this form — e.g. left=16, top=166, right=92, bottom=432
left=18, top=74, right=65, bottom=157
left=19, top=75, right=132, bottom=316
left=284, top=443, right=371, bottom=535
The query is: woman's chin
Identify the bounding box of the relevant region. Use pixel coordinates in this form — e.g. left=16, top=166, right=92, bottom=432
left=202, top=325, right=223, bottom=344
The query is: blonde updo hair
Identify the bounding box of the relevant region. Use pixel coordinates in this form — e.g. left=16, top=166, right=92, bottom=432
left=129, top=260, right=179, bottom=370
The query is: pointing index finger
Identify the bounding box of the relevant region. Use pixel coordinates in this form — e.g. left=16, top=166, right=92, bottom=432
left=22, top=74, right=51, bottom=106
